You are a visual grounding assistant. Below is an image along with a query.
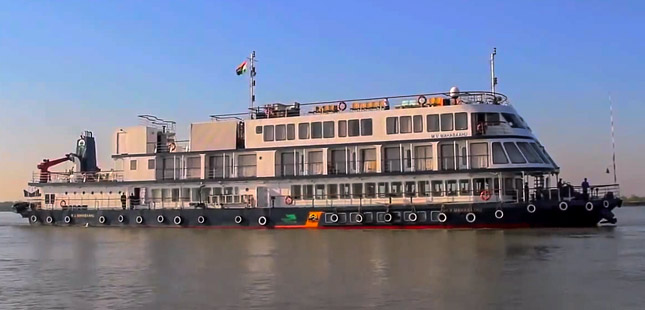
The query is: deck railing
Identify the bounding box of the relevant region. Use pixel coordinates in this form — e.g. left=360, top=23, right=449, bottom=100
left=31, top=171, right=124, bottom=184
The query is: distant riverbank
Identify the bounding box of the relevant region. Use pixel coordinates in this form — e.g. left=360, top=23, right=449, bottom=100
left=0, top=202, right=15, bottom=212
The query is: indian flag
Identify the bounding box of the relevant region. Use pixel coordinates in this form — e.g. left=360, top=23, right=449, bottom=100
left=236, top=60, right=248, bottom=75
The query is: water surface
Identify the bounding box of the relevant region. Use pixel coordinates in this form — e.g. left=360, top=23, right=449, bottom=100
left=1, top=207, right=644, bottom=309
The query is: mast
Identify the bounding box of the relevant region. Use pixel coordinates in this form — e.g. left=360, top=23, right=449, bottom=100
left=249, top=51, right=256, bottom=115
left=609, top=94, right=618, bottom=183
left=490, top=48, right=497, bottom=95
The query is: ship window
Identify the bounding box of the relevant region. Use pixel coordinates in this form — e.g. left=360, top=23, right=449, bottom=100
left=486, top=113, right=500, bottom=125
left=340, top=183, right=351, bottom=199
left=315, top=184, right=325, bottom=199
left=414, top=145, right=433, bottom=171
left=431, top=180, right=444, bottom=196
left=502, top=113, right=525, bottom=128
left=492, top=142, right=509, bottom=164
left=427, top=114, right=439, bottom=132
left=469, top=142, right=489, bottom=168
left=348, top=119, right=360, bottom=137
left=390, top=182, right=403, bottom=197
left=386, top=117, right=398, bottom=134
left=352, top=183, right=363, bottom=199
left=338, top=120, right=347, bottom=137
left=275, top=125, right=287, bottom=141
left=361, top=119, right=372, bottom=136
left=418, top=180, right=429, bottom=197
left=148, top=159, right=155, bottom=170
left=455, top=112, right=468, bottom=130
left=413, top=115, right=423, bottom=132
left=405, top=181, right=416, bottom=197
left=504, top=142, right=527, bottom=164
left=130, top=159, right=137, bottom=170
left=311, top=122, right=322, bottom=139
left=327, top=184, right=338, bottom=199
left=323, top=121, right=335, bottom=138
left=255, top=126, right=262, bottom=134
left=446, top=180, right=457, bottom=196
left=459, top=179, right=471, bottom=195
left=298, top=123, right=309, bottom=139
left=287, top=124, right=295, bottom=140
left=440, top=114, right=454, bottom=131
left=291, top=185, right=301, bottom=199
left=517, top=142, right=542, bottom=163
left=531, top=143, right=552, bottom=165
left=400, top=116, right=412, bottom=133
left=303, top=185, right=313, bottom=200
left=365, top=183, right=376, bottom=198
left=378, top=182, right=389, bottom=198
left=263, top=125, right=274, bottom=141
left=171, top=189, right=180, bottom=202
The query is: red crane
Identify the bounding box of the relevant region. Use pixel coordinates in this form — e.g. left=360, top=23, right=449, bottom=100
left=37, top=154, right=74, bottom=183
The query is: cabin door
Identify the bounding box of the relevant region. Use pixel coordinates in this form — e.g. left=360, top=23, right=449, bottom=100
left=257, top=187, right=269, bottom=208
left=439, top=143, right=455, bottom=170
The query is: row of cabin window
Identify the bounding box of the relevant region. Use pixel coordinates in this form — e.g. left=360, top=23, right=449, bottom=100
left=259, top=119, right=373, bottom=142
left=290, top=178, right=506, bottom=200
left=150, top=186, right=241, bottom=202
left=491, top=141, right=553, bottom=165
left=386, top=113, right=468, bottom=135
left=130, top=159, right=156, bottom=170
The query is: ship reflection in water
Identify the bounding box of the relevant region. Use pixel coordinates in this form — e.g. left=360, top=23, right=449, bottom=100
left=1, top=208, right=644, bottom=310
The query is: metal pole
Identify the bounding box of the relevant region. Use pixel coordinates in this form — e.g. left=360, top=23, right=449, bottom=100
left=250, top=51, right=256, bottom=116
left=609, top=94, right=618, bottom=183
left=490, top=48, right=497, bottom=95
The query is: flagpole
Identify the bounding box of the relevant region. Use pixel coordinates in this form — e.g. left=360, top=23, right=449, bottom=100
left=249, top=51, right=256, bottom=117
left=609, top=93, right=617, bottom=183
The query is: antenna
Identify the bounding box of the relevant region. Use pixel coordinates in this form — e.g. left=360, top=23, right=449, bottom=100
left=609, top=94, right=618, bottom=183
left=249, top=51, right=256, bottom=116
left=490, top=48, right=497, bottom=95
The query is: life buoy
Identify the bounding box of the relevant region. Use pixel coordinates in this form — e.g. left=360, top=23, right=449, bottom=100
left=118, top=214, right=125, bottom=223
left=30, top=215, right=38, bottom=223
left=234, top=215, right=243, bottom=224
left=408, top=212, right=418, bottom=222
left=383, top=213, right=393, bottom=223
left=437, top=212, right=447, bottom=223
left=136, top=216, right=144, bottom=224
left=329, top=213, right=339, bottom=223
left=466, top=212, right=476, bottom=223
left=60, top=200, right=67, bottom=208
left=284, top=196, right=294, bottom=205
left=585, top=202, right=594, bottom=211
left=355, top=213, right=363, bottom=223
left=417, top=95, right=427, bottom=105
left=480, top=190, right=491, bottom=201
left=558, top=201, right=568, bottom=211
left=46, top=216, right=54, bottom=224
left=98, top=216, right=106, bottom=224
left=338, top=101, right=347, bottom=111
left=64, top=215, right=72, bottom=224
left=198, top=216, right=206, bottom=224
left=173, top=216, right=182, bottom=225
left=603, top=200, right=610, bottom=208
left=168, top=142, right=176, bottom=152
left=258, top=216, right=268, bottom=226
left=495, top=209, right=504, bottom=219
left=157, top=215, right=165, bottom=223
left=527, top=204, right=536, bottom=213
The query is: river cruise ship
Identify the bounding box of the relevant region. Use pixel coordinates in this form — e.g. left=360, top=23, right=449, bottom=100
left=13, top=53, right=621, bottom=229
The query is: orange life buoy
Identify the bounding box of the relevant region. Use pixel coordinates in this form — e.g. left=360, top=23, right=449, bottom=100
left=417, top=95, right=427, bottom=105
left=480, top=190, right=491, bottom=201
left=285, top=195, right=294, bottom=205
left=60, top=200, right=67, bottom=207
left=338, top=101, right=347, bottom=111
left=168, top=142, right=176, bottom=152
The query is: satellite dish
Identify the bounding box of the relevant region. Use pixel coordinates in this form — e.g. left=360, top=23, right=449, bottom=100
left=449, top=86, right=460, bottom=98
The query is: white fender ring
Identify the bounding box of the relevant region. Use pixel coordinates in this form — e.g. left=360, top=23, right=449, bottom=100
left=330, top=213, right=339, bottom=223
left=98, top=216, right=106, bottom=224
left=258, top=216, right=268, bottom=226
left=495, top=209, right=504, bottom=219
left=383, top=213, right=393, bottom=223
left=197, top=216, right=206, bottom=224
left=527, top=204, right=536, bottom=214
left=234, top=215, right=243, bottom=224
left=408, top=212, right=418, bottom=222
left=136, top=216, right=144, bottom=224
left=466, top=212, right=476, bottom=223
left=64, top=215, right=72, bottom=224
left=173, top=216, right=182, bottom=225
left=437, top=212, right=447, bottom=223
left=603, top=200, right=610, bottom=208
left=118, top=215, right=125, bottom=223
left=585, top=202, right=594, bottom=212
left=46, top=216, right=54, bottom=224
left=30, top=215, right=38, bottom=223
left=157, top=215, right=165, bottom=223
left=558, top=201, right=568, bottom=211
left=417, top=95, right=427, bottom=105
left=355, top=213, right=363, bottom=223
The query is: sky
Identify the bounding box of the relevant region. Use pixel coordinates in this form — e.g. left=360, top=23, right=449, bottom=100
left=0, top=0, right=644, bottom=201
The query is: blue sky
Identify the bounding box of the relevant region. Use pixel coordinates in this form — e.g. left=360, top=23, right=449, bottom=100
left=1, top=0, right=643, bottom=200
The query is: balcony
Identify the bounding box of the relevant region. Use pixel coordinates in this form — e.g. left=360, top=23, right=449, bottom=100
left=204, top=165, right=257, bottom=180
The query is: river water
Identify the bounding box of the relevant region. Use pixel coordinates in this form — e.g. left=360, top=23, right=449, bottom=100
left=0, top=207, right=644, bottom=310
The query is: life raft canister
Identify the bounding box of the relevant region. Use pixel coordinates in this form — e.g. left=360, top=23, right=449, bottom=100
left=480, top=190, right=492, bottom=201
left=338, top=101, right=347, bottom=111
left=284, top=195, right=294, bottom=205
